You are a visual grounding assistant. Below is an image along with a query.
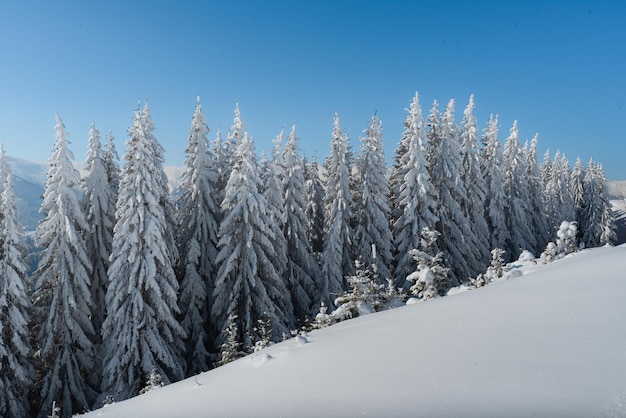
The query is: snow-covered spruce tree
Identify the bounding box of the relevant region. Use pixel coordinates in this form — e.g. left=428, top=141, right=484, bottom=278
left=260, top=130, right=289, bottom=312
left=407, top=228, right=450, bottom=300
left=303, top=155, right=325, bottom=257
left=541, top=221, right=578, bottom=263
left=480, top=115, right=510, bottom=253
left=142, top=102, right=179, bottom=264
left=473, top=248, right=505, bottom=288
left=570, top=157, right=587, bottom=238
left=524, top=135, right=550, bottom=255
left=282, top=125, right=319, bottom=320
left=253, top=313, right=273, bottom=352
left=103, top=131, right=120, bottom=198
left=353, top=113, right=393, bottom=282
left=459, top=95, right=490, bottom=269
left=80, top=123, right=115, bottom=388
left=581, top=160, right=616, bottom=247
left=211, top=128, right=227, bottom=218
left=544, top=151, right=576, bottom=232
left=332, top=257, right=383, bottom=322
left=101, top=105, right=185, bottom=402
left=214, top=103, right=245, bottom=202
left=392, top=92, right=438, bottom=287
left=0, top=146, right=34, bottom=418
left=215, top=314, right=243, bottom=367
left=32, top=115, right=95, bottom=417
left=321, top=112, right=354, bottom=306
left=212, top=130, right=294, bottom=352
left=428, top=99, right=478, bottom=284
left=175, top=99, right=220, bottom=376
left=502, top=121, right=534, bottom=260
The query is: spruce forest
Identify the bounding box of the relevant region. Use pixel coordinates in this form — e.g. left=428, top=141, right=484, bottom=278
left=0, top=92, right=616, bottom=417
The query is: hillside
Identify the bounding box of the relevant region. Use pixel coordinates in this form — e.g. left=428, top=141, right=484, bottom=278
left=83, top=244, right=626, bottom=417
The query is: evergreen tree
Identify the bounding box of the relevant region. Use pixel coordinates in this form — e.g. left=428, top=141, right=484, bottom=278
left=32, top=115, right=95, bottom=417
left=0, top=145, right=34, bottom=418
left=101, top=106, right=185, bottom=402
left=429, top=99, right=477, bottom=283
left=481, top=115, right=509, bottom=252
left=392, top=93, right=438, bottom=286
left=353, top=113, right=393, bottom=282
left=524, top=135, right=550, bottom=254
left=459, top=95, right=490, bottom=270
left=545, top=151, right=575, bottom=231
left=570, top=157, right=587, bottom=235
left=581, top=160, right=616, bottom=247
left=260, top=130, right=289, bottom=312
left=321, top=112, right=354, bottom=306
left=81, top=123, right=116, bottom=392
left=215, top=314, right=243, bottom=367
left=282, top=125, right=319, bottom=320
left=102, top=131, right=120, bottom=197
left=303, top=156, right=325, bottom=257
left=502, top=121, right=534, bottom=260
left=142, top=103, right=179, bottom=265
left=175, top=99, right=220, bottom=375
left=212, top=130, right=294, bottom=351
left=407, top=228, right=449, bottom=300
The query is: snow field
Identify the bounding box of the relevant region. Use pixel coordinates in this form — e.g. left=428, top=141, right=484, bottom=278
left=84, top=245, right=626, bottom=417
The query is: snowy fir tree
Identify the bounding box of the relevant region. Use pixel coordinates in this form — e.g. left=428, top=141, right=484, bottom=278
left=407, top=228, right=450, bottom=300
left=321, top=112, right=354, bottom=306
left=502, top=121, right=534, bottom=260
left=175, top=98, right=220, bottom=375
left=101, top=105, right=185, bottom=402
left=216, top=314, right=243, bottom=367
left=428, top=99, right=478, bottom=283
left=141, top=102, right=179, bottom=265
left=102, top=131, right=120, bottom=197
left=80, top=123, right=115, bottom=387
left=353, top=113, right=393, bottom=282
left=581, top=160, right=616, bottom=247
left=474, top=248, right=505, bottom=288
left=541, top=221, right=579, bottom=263
left=138, top=369, right=164, bottom=395
left=544, top=151, right=576, bottom=232
left=459, top=95, right=490, bottom=270
left=282, top=125, right=319, bottom=321
left=303, top=156, right=325, bottom=257
left=253, top=313, right=273, bottom=352
left=260, top=130, right=289, bottom=314
left=211, top=130, right=293, bottom=352
left=0, top=146, right=34, bottom=418
left=524, top=135, right=550, bottom=255
left=331, top=257, right=384, bottom=322
left=392, top=92, right=438, bottom=286
left=211, top=127, right=227, bottom=217
left=32, top=115, right=95, bottom=417
left=480, top=115, right=509, bottom=252
left=570, top=157, right=587, bottom=236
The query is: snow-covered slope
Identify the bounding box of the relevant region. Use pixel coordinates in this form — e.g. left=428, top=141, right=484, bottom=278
left=84, top=245, right=626, bottom=418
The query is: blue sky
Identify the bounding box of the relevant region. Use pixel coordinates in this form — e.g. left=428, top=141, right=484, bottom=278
left=0, top=1, right=624, bottom=179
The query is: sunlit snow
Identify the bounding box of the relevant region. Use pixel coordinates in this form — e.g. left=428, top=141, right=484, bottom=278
left=83, top=244, right=626, bottom=417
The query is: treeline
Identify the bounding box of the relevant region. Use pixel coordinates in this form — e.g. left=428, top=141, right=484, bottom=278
left=0, top=92, right=615, bottom=417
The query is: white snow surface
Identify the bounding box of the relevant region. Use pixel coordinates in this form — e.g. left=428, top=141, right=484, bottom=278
left=84, top=244, right=626, bottom=417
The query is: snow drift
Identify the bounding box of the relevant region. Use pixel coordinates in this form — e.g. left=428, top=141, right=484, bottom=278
left=84, top=245, right=626, bottom=417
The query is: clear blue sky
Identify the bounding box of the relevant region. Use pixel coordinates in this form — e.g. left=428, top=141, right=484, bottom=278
left=1, top=1, right=624, bottom=179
